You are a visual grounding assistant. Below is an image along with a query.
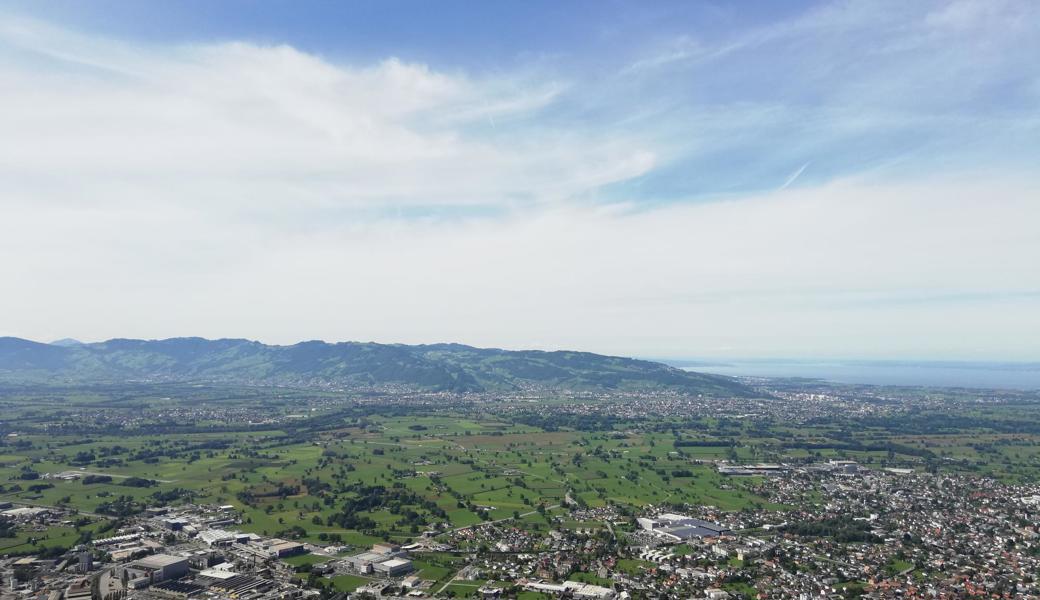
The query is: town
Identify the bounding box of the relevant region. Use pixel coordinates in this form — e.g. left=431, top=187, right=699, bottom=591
left=2, top=456, right=1038, bottom=600
left=0, top=379, right=1038, bottom=599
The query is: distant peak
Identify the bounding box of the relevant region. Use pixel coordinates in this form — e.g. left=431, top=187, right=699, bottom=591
left=50, top=338, right=84, bottom=347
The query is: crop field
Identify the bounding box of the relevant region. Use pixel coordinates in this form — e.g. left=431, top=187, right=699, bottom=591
left=0, top=383, right=1039, bottom=556
left=0, top=398, right=778, bottom=550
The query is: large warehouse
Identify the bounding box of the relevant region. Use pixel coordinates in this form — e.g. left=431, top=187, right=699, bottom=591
left=345, top=544, right=414, bottom=576
left=124, top=554, right=190, bottom=588
left=637, top=513, right=730, bottom=542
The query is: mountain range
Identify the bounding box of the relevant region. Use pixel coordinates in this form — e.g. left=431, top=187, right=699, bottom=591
left=0, top=336, right=755, bottom=396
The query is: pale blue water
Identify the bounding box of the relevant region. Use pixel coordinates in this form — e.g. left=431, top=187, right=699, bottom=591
left=678, top=360, right=1040, bottom=390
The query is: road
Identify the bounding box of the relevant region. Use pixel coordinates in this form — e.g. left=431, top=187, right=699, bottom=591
left=98, top=568, right=125, bottom=599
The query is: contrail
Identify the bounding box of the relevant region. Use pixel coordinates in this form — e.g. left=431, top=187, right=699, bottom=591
left=779, top=161, right=810, bottom=190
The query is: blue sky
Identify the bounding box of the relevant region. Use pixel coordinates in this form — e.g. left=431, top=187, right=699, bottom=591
left=1, top=1, right=797, bottom=66
left=0, top=1, right=1038, bottom=360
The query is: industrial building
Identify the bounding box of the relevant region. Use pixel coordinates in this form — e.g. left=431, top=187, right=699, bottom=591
left=373, top=557, right=414, bottom=576
left=124, top=554, right=190, bottom=587
left=150, top=580, right=205, bottom=598
left=198, top=528, right=259, bottom=547
left=345, top=544, right=413, bottom=576
left=637, top=513, right=730, bottom=542
left=264, top=538, right=306, bottom=558
left=64, top=578, right=93, bottom=600
left=524, top=580, right=615, bottom=599
left=230, top=537, right=306, bottom=559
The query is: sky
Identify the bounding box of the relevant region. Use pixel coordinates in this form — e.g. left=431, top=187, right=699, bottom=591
left=1, top=0, right=1038, bottom=360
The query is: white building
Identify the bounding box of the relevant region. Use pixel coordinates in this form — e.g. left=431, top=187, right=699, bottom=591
left=373, top=557, right=414, bottom=576
left=346, top=544, right=412, bottom=576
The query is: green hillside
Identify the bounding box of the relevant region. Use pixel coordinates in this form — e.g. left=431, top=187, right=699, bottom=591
left=0, top=337, right=756, bottom=396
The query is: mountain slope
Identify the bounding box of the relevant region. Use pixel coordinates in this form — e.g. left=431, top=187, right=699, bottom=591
left=0, top=337, right=756, bottom=396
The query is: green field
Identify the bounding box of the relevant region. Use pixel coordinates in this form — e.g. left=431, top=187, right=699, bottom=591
left=0, top=382, right=1039, bottom=557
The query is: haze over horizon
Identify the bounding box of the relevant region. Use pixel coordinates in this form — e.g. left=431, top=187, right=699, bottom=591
left=2, top=0, right=1038, bottom=361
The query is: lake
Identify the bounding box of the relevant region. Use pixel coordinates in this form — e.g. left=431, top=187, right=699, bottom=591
left=681, top=360, right=1040, bottom=390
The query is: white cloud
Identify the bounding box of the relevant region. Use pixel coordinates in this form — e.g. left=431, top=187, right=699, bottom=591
left=0, top=17, right=653, bottom=214
left=3, top=165, right=1038, bottom=359
left=1, top=12, right=1038, bottom=360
